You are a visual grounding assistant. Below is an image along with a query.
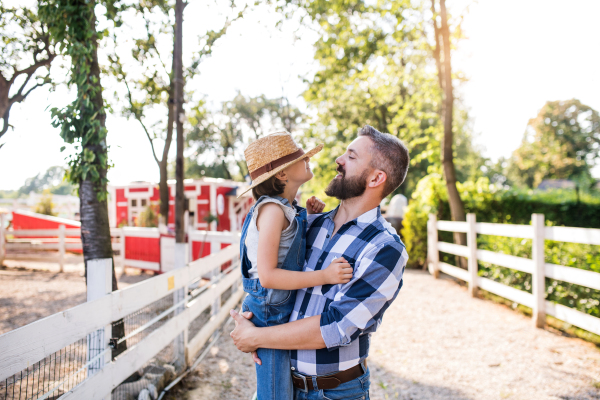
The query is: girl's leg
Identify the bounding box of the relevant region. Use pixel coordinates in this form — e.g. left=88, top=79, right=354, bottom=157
left=255, top=348, right=293, bottom=400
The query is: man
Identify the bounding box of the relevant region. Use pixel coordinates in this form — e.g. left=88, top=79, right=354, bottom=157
left=230, top=125, right=410, bottom=399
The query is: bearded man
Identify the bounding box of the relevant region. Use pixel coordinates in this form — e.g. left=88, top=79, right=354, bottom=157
left=230, top=125, right=410, bottom=400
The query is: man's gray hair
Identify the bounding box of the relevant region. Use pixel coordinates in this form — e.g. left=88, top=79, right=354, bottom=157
left=358, top=125, right=409, bottom=198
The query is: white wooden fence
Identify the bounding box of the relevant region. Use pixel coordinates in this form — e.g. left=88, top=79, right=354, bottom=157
left=0, top=231, right=243, bottom=400
left=0, top=219, right=123, bottom=272
left=428, top=213, right=600, bottom=334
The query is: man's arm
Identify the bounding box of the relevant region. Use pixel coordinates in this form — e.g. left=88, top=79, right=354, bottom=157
left=230, top=241, right=407, bottom=352
left=230, top=310, right=325, bottom=353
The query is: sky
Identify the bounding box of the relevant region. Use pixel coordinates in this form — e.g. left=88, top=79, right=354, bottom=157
left=1, top=0, right=599, bottom=190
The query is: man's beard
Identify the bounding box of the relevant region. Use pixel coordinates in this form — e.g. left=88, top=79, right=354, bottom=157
left=325, top=167, right=370, bottom=200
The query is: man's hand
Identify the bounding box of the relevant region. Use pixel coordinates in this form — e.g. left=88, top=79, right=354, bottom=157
left=306, top=196, right=325, bottom=214
left=229, top=309, right=260, bottom=353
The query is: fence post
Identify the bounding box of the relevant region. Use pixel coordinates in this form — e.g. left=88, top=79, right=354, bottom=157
left=532, top=213, right=546, bottom=328
left=119, top=229, right=126, bottom=275
left=427, top=214, right=439, bottom=278
left=467, top=213, right=478, bottom=297
left=86, top=258, right=112, bottom=394
left=0, top=213, right=5, bottom=267
left=211, top=240, right=221, bottom=318
left=58, top=224, right=65, bottom=273
left=173, top=242, right=187, bottom=370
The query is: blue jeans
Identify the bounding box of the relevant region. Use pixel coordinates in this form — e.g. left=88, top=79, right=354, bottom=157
left=242, top=279, right=295, bottom=400
left=293, top=367, right=370, bottom=400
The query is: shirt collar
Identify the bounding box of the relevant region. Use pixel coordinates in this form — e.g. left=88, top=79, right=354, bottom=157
left=325, top=205, right=381, bottom=228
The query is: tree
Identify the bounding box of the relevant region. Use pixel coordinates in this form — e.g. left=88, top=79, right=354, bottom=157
left=430, top=0, right=467, bottom=254
left=34, top=190, right=57, bottom=216
left=277, top=0, right=482, bottom=209
left=508, top=99, right=600, bottom=189
left=186, top=92, right=305, bottom=180
left=0, top=2, right=56, bottom=141
left=108, top=0, right=246, bottom=226
left=18, top=166, right=74, bottom=196
left=40, top=0, right=126, bottom=356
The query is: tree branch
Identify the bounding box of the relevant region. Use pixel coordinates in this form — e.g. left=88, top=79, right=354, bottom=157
left=122, top=72, right=160, bottom=165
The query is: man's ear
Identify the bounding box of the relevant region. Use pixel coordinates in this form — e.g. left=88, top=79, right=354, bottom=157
left=368, top=170, right=387, bottom=189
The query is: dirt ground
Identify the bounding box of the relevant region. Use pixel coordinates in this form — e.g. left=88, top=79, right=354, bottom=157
left=170, top=270, right=600, bottom=400
left=0, top=256, right=153, bottom=334
left=3, top=261, right=600, bottom=400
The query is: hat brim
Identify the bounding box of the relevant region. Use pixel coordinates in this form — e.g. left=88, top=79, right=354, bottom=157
left=237, top=144, right=324, bottom=199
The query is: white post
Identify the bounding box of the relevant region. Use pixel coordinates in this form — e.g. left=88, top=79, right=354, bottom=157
left=210, top=239, right=221, bottom=343
left=173, top=242, right=187, bottom=369
left=119, top=229, right=126, bottom=275
left=86, top=258, right=113, bottom=390
left=0, top=213, right=5, bottom=267
left=58, top=224, right=65, bottom=273
left=209, top=184, right=217, bottom=231
left=532, top=213, right=546, bottom=328
left=427, top=214, right=439, bottom=278
left=467, top=213, right=478, bottom=297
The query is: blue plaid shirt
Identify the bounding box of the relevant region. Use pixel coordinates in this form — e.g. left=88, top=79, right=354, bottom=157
left=290, top=205, right=408, bottom=375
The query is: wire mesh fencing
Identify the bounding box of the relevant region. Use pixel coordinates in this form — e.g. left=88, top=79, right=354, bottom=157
left=1, top=255, right=241, bottom=399
left=0, top=337, right=89, bottom=400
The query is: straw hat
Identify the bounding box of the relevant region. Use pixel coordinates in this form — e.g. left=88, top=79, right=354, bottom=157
left=237, top=131, right=323, bottom=198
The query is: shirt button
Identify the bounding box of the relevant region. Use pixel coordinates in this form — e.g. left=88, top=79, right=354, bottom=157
left=326, top=234, right=330, bottom=238
left=291, top=367, right=295, bottom=371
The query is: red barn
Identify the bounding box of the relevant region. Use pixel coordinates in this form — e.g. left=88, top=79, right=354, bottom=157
left=108, top=178, right=253, bottom=233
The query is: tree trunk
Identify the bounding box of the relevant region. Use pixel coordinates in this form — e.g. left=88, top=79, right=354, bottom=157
left=158, top=30, right=177, bottom=227
left=159, top=92, right=174, bottom=226
left=433, top=0, right=467, bottom=264
left=174, top=0, right=185, bottom=244
left=81, top=5, right=126, bottom=357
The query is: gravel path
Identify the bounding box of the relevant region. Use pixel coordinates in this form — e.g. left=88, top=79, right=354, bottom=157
left=176, top=270, right=600, bottom=400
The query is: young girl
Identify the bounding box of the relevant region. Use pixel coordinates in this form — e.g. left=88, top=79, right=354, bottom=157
left=237, top=132, right=352, bottom=400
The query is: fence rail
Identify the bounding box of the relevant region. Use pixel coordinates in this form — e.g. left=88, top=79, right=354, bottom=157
left=0, top=231, right=242, bottom=400
left=428, top=213, right=600, bottom=335
left=0, top=222, right=123, bottom=272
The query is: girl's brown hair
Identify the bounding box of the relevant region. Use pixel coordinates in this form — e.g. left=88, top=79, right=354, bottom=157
left=251, top=175, right=286, bottom=200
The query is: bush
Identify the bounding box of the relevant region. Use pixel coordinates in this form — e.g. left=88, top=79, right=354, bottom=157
left=402, top=174, right=600, bottom=268
left=402, top=173, right=600, bottom=321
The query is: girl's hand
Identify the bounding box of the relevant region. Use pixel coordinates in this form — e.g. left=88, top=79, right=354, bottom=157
left=306, top=196, right=325, bottom=214
left=323, top=257, right=353, bottom=285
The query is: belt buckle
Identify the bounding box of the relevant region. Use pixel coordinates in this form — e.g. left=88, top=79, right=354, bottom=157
left=294, top=373, right=308, bottom=393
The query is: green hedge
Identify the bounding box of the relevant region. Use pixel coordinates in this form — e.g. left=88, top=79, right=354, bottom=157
left=402, top=174, right=600, bottom=268
left=401, top=174, right=600, bottom=321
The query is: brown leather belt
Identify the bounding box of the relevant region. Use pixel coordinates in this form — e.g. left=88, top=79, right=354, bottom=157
left=291, top=359, right=367, bottom=391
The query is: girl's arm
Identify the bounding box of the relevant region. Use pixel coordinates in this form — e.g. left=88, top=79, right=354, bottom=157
left=256, top=203, right=352, bottom=290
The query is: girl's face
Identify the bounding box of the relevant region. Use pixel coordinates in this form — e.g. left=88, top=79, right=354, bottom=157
left=284, top=158, right=313, bottom=185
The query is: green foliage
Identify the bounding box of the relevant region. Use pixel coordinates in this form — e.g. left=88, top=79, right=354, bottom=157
left=136, top=205, right=159, bottom=228
left=106, top=0, right=247, bottom=174
left=0, top=2, right=56, bottom=138
left=34, top=190, right=57, bottom=216
left=17, top=166, right=74, bottom=196
left=402, top=173, right=600, bottom=323
left=186, top=159, right=235, bottom=180
left=506, top=99, right=600, bottom=188
left=187, top=93, right=304, bottom=180
left=0, top=190, right=19, bottom=199
left=39, top=0, right=113, bottom=200
left=278, top=0, right=485, bottom=205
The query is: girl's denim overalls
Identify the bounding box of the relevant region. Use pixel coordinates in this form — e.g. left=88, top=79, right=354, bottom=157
left=239, top=195, right=307, bottom=400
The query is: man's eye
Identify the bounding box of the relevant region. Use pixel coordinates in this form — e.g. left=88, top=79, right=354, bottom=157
left=349, top=157, right=355, bottom=160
